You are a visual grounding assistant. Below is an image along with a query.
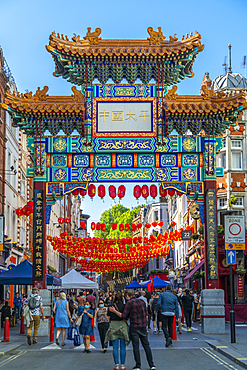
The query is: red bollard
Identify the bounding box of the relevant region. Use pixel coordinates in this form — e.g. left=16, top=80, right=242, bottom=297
left=20, top=315, right=25, bottom=334
left=181, top=307, right=185, bottom=325
left=172, top=316, right=177, bottom=341
left=3, top=317, right=10, bottom=342
left=50, top=316, right=54, bottom=342
left=90, top=318, right=95, bottom=342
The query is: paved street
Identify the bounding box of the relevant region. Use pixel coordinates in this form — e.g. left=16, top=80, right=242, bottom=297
left=0, top=322, right=245, bottom=370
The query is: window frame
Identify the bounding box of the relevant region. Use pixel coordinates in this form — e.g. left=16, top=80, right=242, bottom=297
left=232, top=151, right=243, bottom=170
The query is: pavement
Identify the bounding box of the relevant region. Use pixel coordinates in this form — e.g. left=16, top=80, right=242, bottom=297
left=0, top=320, right=246, bottom=369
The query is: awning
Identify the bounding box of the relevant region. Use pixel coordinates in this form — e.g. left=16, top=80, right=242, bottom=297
left=183, top=260, right=204, bottom=283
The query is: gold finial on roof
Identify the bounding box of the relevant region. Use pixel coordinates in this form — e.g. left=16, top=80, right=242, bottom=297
left=83, top=28, right=102, bottom=45
left=72, top=34, right=81, bottom=43
left=71, top=86, right=84, bottom=101
left=147, top=27, right=166, bottom=45
left=165, top=85, right=178, bottom=100
left=201, top=85, right=216, bottom=99
left=169, top=34, right=178, bottom=43
left=34, top=86, right=49, bottom=101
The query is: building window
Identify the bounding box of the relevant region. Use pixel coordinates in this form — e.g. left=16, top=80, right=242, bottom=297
left=218, top=152, right=226, bottom=169
left=232, top=152, right=242, bottom=169
left=232, top=210, right=243, bottom=216
left=219, top=198, right=227, bottom=208
left=20, top=174, right=26, bottom=199
left=231, top=140, right=242, bottom=149
left=154, top=211, right=158, bottom=221
left=235, top=197, right=244, bottom=206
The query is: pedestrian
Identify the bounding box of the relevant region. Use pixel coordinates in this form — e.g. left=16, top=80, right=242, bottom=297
left=14, top=293, right=22, bottom=321
left=26, top=288, right=44, bottom=345
left=151, top=292, right=162, bottom=334
left=146, top=292, right=152, bottom=331
left=177, top=288, right=183, bottom=334
left=138, top=291, right=148, bottom=307
left=77, top=291, right=86, bottom=307
left=105, top=292, right=113, bottom=306
left=193, top=289, right=198, bottom=321
left=69, top=299, right=78, bottom=321
left=75, top=300, right=94, bottom=353
left=110, top=289, right=155, bottom=370
left=105, top=292, right=129, bottom=370
left=94, top=299, right=109, bottom=353
left=154, top=284, right=179, bottom=347
left=54, top=292, right=73, bottom=346
left=182, top=289, right=194, bottom=331
left=1, top=301, right=12, bottom=327
left=86, top=289, right=96, bottom=309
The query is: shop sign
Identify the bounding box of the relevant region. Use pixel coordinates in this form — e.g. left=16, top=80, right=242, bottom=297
left=33, top=189, right=44, bottom=281
left=238, top=277, right=244, bottom=298
left=205, top=189, right=218, bottom=280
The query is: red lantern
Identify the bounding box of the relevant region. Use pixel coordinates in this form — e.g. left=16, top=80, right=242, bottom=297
left=159, top=185, right=167, bottom=197
left=158, top=221, right=164, bottom=227
left=96, top=222, right=101, bottom=231
left=98, top=185, right=106, bottom=199
left=88, top=184, right=96, bottom=199
left=119, top=224, right=124, bottom=232
left=65, top=218, right=71, bottom=224
left=101, top=223, right=106, bottom=231
left=145, top=223, right=151, bottom=228
left=72, top=189, right=80, bottom=196
left=80, top=189, right=87, bottom=197
left=125, top=224, right=130, bottom=232
left=168, top=189, right=175, bottom=197
left=109, top=185, right=116, bottom=200
left=133, top=185, right=141, bottom=200
left=91, top=222, right=96, bottom=231
left=150, top=185, right=157, bottom=199
left=118, top=185, right=126, bottom=199
left=137, top=222, right=142, bottom=229
left=16, top=208, right=22, bottom=217
left=152, top=222, right=158, bottom=228
left=141, top=185, right=149, bottom=199
left=80, top=221, right=86, bottom=229
left=58, top=217, right=64, bottom=224
left=131, top=224, right=137, bottom=232
left=27, top=200, right=33, bottom=207
left=112, top=223, right=117, bottom=231
left=170, top=221, right=176, bottom=227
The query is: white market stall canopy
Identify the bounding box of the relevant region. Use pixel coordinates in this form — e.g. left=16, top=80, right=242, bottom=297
left=61, top=269, right=98, bottom=289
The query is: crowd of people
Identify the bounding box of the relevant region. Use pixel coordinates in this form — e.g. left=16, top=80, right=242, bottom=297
left=0, top=286, right=201, bottom=370
left=51, top=286, right=200, bottom=370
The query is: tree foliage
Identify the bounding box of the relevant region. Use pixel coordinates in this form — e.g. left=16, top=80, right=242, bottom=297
left=94, top=204, right=140, bottom=239
left=94, top=204, right=129, bottom=238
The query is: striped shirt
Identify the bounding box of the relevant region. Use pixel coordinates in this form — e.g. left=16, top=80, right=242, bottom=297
left=27, top=294, right=43, bottom=316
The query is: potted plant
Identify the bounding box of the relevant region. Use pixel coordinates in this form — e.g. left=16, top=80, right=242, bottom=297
left=229, top=195, right=237, bottom=208
left=191, top=233, right=199, bottom=240
left=218, top=224, right=224, bottom=234
left=236, top=266, right=246, bottom=275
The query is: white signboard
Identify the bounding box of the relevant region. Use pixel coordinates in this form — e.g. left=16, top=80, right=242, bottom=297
left=225, top=215, right=245, bottom=243
left=96, top=101, right=153, bottom=133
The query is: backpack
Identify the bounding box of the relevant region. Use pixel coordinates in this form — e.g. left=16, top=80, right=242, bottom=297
left=28, top=296, right=37, bottom=310
left=151, top=297, right=159, bottom=312
left=73, top=328, right=81, bottom=346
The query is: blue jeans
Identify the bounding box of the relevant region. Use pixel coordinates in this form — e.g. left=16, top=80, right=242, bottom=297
left=112, top=338, right=126, bottom=366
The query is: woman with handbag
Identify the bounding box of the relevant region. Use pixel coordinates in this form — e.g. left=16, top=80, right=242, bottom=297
left=75, top=300, right=94, bottom=353
left=53, top=292, right=73, bottom=346
left=105, top=292, right=129, bottom=370
left=94, top=299, right=109, bottom=353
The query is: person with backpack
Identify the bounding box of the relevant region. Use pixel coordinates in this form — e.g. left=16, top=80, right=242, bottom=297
left=54, top=292, right=73, bottom=346
left=151, top=292, right=162, bottom=334
left=26, top=288, right=44, bottom=345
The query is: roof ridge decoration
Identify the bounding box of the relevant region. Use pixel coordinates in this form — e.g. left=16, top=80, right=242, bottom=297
left=147, top=27, right=166, bottom=45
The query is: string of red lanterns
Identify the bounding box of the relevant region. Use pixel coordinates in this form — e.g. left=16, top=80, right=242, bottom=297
left=70, top=184, right=182, bottom=201
left=16, top=201, right=33, bottom=217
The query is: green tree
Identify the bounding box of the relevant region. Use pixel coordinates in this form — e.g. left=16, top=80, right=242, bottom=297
left=94, top=204, right=129, bottom=238
left=107, top=205, right=140, bottom=239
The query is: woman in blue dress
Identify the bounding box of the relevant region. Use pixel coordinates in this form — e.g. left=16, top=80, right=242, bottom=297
left=53, top=292, right=73, bottom=346
left=75, top=300, right=94, bottom=353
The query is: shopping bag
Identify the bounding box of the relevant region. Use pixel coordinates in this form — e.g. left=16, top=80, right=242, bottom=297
left=73, top=328, right=81, bottom=346
left=67, top=323, right=75, bottom=340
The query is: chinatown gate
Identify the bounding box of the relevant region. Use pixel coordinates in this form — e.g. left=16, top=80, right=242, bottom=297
left=1, top=28, right=246, bottom=290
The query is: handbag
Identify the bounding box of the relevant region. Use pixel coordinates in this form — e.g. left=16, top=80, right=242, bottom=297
left=76, top=314, right=83, bottom=327
left=73, top=328, right=81, bottom=346
left=67, top=323, right=76, bottom=340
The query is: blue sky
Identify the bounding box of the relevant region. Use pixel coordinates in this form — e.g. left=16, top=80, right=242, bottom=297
left=0, top=0, right=246, bottom=225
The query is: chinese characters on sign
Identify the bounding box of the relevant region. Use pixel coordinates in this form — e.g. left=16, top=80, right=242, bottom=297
left=97, top=101, right=153, bottom=133
left=206, top=189, right=218, bottom=280
left=33, top=190, right=44, bottom=281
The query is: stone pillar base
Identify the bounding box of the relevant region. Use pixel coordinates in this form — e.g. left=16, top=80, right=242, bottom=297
left=201, top=289, right=225, bottom=334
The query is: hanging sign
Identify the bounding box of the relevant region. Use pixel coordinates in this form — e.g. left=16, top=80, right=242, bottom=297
left=33, top=189, right=44, bottom=281
left=205, top=189, right=218, bottom=280
left=225, top=215, right=245, bottom=250
left=182, top=230, right=192, bottom=241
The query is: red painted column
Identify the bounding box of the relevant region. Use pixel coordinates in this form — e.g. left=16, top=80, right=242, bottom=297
left=33, top=180, right=47, bottom=289
left=204, top=180, right=220, bottom=289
